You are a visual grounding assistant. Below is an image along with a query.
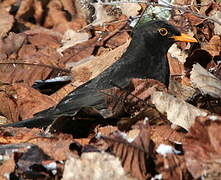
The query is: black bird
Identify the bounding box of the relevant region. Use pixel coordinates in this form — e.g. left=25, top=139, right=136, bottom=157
left=3, top=20, right=197, bottom=128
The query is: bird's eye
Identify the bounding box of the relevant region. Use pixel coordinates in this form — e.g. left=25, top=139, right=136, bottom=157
left=158, top=28, right=168, bottom=36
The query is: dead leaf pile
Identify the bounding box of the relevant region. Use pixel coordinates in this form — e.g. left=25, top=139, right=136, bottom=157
left=0, top=0, right=221, bottom=179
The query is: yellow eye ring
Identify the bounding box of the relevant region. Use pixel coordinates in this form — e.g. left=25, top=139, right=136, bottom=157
left=158, top=28, right=168, bottom=36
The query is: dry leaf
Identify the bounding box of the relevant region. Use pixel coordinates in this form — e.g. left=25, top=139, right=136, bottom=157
left=91, top=3, right=115, bottom=26
left=100, top=79, right=166, bottom=119
left=30, top=133, right=74, bottom=161
left=0, top=32, right=26, bottom=59
left=28, top=33, right=61, bottom=49
left=168, top=43, right=188, bottom=64
left=0, top=127, right=43, bottom=144
left=13, top=83, right=56, bottom=120
left=60, top=36, right=97, bottom=64
left=202, top=35, right=221, bottom=57
left=0, top=62, right=61, bottom=86
left=118, top=3, right=141, bottom=17
left=61, top=0, right=76, bottom=17
left=0, top=83, right=57, bottom=124
left=71, top=41, right=129, bottom=84
left=62, top=152, right=136, bottom=180
left=169, top=76, right=196, bottom=100
left=191, top=63, right=221, bottom=98
left=0, top=86, right=19, bottom=123
left=168, top=53, right=185, bottom=75
left=212, top=11, right=221, bottom=35
left=44, top=0, right=70, bottom=33
left=0, top=127, right=73, bottom=161
left=155, top=153, right=190, bottom=180
left=184, top=116, right=221, bottom=179
left=15, top=0, right=33, bottom=19
left=0, top=8, right=14, bottom=37
left=100, top=125, right=153, bottom=180
left=151, top=91, right=207, bottom=130
left=150, top=124, right=185, bottom=147
left=57, top=30, right=90, bottom=54
left=0, top=158, right=15, bottom=179
left=105, top=31, right=130, bottom=49
left=184, top=13, right=204, bottom=26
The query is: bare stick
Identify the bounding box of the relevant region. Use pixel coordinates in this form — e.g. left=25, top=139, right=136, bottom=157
left=92, top=1, right=221, bottom=25
left=0, top=62, right=71, bottom=73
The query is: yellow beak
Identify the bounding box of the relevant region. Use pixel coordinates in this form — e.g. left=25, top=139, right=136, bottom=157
left=170, top=33, right=198, bottom=43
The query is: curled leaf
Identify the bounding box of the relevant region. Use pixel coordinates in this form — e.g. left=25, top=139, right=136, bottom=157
left=151, top=91, right=207, bottom=130
left=191, top=63, right=221, bottom=98
left=100, top=125, right=153, bottom=180
left=184, top=116, right=221, bottom=179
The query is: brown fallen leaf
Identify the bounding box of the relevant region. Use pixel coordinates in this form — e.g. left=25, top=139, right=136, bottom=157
left=202, top=35, right=221, bottom=57
left=151, top=91, right=207, bottom=130
left=0, top=85, right=19, bottom=123
left=44, top=0, right=70, bottom=33
left=184, top=12, right=205, bottom=26
left=183, top=116, right=221, bottom=179
left=0, top=158, right=15, bottom=180
left=150, top=124, right=185, bottom=147
left=0, top=8, right=14, bottom=38
left=191, top=63, right=221, bottom=99
left=99, top=125, right=153, bottom=180
left=100, top=79, right=166, bottom=119
left=29, top=133, right=74, bottom=161
left=15, top=0, right=34, bottom=20
left=0, top=31, right=67, bottom=86
left=0, top=62, right=61, bottom=86
left=0, top=127, right=73, bottom=161
left=27, top=33, right=61, bottom=49
left=168, top=53, right=185, bottom=75
left=0, top=82, right=57, bottom=124
left=13, top=83, right=56, bottom=120
left=57, top=30, right=90, bottom=54
left=0, top=31, right=64, bottom=86
left=212, top=11, right=221, bottom=35
left=0, top=32, right=26, bottom=59
left=0, top=127, right=43, bottom=144
left=155, top=153, right=190, bottom=180
left=61, top=0, right=76, bottom=17
left=105, top=31, right=130, bottom=49
left=60, top=36, right=98, bottom=64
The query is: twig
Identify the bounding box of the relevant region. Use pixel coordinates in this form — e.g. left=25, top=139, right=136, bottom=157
left=92, top=1, right=221, bottom=25
left=96, top=22, right=128, bottom=46
left=0, top=62, right=71, bottom=73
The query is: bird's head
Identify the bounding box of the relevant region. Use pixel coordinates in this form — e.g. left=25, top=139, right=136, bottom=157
left=134, top=20, right=197, bottom=53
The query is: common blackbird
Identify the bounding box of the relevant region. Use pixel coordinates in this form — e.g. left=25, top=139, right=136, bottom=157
left=4, top=20, right=197, bottom=128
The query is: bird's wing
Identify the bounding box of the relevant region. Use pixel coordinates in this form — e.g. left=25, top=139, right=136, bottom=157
left=3, top=84, right=112, bottom=128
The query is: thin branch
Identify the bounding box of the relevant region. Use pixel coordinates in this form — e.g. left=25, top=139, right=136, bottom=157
left=0, top=62, right=71, bottom=73
left=92, top=1, right=221, bottom=25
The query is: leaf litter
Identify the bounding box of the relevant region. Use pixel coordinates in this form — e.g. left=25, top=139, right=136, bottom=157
left=0, top=0, right=221, bottom=179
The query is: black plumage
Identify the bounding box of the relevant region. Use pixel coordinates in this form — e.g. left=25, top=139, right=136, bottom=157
left=3, top=20, right=197, bottom=128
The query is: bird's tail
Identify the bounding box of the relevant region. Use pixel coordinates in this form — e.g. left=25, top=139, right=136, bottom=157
left=1, top=116, right=54, bottom=128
